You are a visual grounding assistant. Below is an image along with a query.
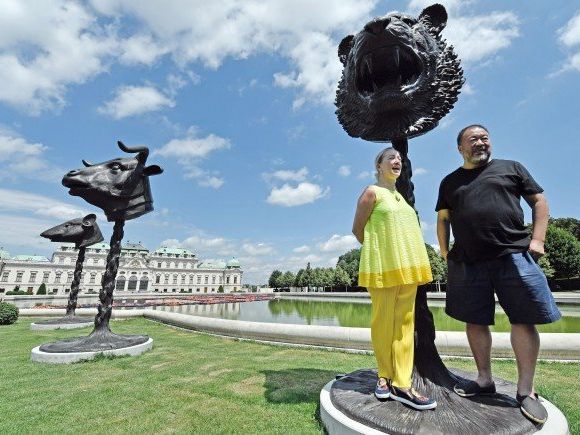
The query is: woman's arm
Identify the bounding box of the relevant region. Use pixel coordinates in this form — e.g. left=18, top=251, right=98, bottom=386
left=352, top=188, right=376, bottom=244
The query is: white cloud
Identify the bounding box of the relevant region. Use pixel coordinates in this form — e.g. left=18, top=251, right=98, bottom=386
left=90, top=0, right=377, bottom=108
left=293, top=245, right=310, bottom=253
left=556, top=12, right=580, bottom=73
left=156, top=128, right=231, bottom=159
left=559, top=12, right=580, bottom=47
left=407, top=1, right=520, bottom=66
left=0, top=188, right=93, bottom=220
left=119, top=34, right=168, bottom=66
left=154, top=127, right=230, bottom=188
left=338, top=165, right=351, bottom=177
left=0, top=0, right=115, bottom=114
left=318, top=234, right=358, bottom=252
left=0, top=131, right=64, bottom=182
left=99, top=85, right=175, bottom=119
left=263, top=167, right=308, bottom=182
left=161, top=233, right=236, bottom=257
left=242, top=243, right=275, bottom=256
left=266, top=182, right=329, bottom=207
left=0, top=214, right=55, bottom=250
left=357, top=170, right=373, bottom=180
left=414, top=167, right=427, bottom=175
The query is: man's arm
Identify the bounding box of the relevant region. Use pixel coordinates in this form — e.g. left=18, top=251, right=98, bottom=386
left=524, top=192, right=549, bottom=258
left=352, top=188, right=376, bottom=244
left=436, top=209, right=451, bottom=260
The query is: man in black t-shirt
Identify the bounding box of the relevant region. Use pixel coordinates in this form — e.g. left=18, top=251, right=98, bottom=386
left=436, top=125, right=560, bottom=424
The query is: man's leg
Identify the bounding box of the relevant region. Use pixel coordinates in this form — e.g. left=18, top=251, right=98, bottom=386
left=510, top=323, right=539, bottom=397
left=466, top=323, right=494, bottom=386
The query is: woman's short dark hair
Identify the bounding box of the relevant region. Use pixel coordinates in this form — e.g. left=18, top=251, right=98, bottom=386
left=457, top=124, right=488, bottom=145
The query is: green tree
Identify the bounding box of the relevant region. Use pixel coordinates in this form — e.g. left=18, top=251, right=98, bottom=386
left=424, top=244, right=447, bottom=282
left=549, top=217, right=580, bottom=241
left=301, top=263, right=313, bottom=291
left=337, top=248, right=361, bottom=286
left=544, top=225, right=580, bottom=278
left=537, top=255, right=555, bottom=278
left=294, top=269, right=304, bottom=289
left=311, top=268, right=324, bottom=291
left=281, top=271, right=295, bottom=289
left=268, top=270, right=283, bottom=288
left=322, top=268, right=335, bottom=291
left=36, top=283, right=47, bottom=295
left=217, top=285, right=224, bottom=293
left=333, top=265, right=351, bottom=290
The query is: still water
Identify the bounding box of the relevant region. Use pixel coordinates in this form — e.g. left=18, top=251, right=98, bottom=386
left=152, top=299, right=580, bottom=333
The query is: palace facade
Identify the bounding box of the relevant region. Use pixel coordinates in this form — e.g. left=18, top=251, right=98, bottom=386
left=0, top=243, right=243, bottom=295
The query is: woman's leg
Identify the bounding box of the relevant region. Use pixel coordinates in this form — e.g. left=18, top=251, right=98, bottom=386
left=390, top=284, right=417, bottom=389
left=368, top=286, right=399, bottom=381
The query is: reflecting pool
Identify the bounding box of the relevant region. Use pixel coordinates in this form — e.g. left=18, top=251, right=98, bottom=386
left=152, top=299, right=580, bottom=333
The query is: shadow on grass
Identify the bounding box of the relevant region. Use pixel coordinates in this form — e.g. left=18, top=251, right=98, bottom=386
left=261, top=368, right=337, bottom=432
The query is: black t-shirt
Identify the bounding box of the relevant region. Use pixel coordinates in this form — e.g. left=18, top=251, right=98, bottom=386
left=436, top=159, right=543, bottom=262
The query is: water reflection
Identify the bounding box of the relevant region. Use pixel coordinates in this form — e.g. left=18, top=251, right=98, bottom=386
left=151, top=299, right=580, bottom=333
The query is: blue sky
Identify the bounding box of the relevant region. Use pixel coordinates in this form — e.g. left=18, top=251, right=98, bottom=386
left=1, top=0, right=579, bottom=284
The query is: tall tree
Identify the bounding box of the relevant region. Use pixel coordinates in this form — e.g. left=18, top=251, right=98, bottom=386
left=337, top=248, right=361, bottom=286
left=268, top=270, right=283, bottom=288
left=544, top=225, right=580, bottom=278
left=281, top=271, right=295, bottom=289
left=424, top=244, right=447, bottom=282
left=549, top=217, right=580, bottom=241
left=294, top=269, right=304, bottom=290
left=334, top=265, right=351, bottom=290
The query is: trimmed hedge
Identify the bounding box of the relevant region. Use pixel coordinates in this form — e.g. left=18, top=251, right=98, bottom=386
left=0, top=302, right=19, bottom=325
left=6, top=291, right=28, bottom=296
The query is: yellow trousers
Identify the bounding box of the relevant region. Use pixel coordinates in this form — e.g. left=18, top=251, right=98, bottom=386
left=368, top=285, right=417, bottom=388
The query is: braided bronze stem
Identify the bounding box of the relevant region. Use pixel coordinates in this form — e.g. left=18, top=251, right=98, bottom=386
left=65, top=246, right=86, bottom=317
left=92, top=220, right=124, bottom=335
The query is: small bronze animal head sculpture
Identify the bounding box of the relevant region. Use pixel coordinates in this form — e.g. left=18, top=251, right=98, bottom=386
left=335, top=3, right=464, bottom=142
left=62, top=141, right=163, bottom=221
left=40, top=214, right=104, bottom=248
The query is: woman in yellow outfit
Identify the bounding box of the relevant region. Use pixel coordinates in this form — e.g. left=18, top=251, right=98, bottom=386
left=352, top=147, right=436, bottom=410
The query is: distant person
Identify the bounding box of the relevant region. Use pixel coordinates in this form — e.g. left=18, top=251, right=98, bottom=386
left=436, top=124, right=561, bottom=424
left=352, top=147, right=435, bottom=410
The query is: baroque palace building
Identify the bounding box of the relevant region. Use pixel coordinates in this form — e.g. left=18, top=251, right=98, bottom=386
left=0, top=243, right=243, bottom=295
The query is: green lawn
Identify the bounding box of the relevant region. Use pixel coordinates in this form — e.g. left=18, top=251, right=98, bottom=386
left=1, top=318, right=578, bottom=434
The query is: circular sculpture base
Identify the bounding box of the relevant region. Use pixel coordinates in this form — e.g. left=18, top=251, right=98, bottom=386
left=30, top=316, right=94, bottom=331
left=31, top=337, right=153, bottom=364
left=320, top=369, right=569, bottom=435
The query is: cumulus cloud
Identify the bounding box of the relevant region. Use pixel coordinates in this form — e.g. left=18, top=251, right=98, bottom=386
left=0, top=188, right=96, bottom=220
left=408, top=1, right=520, bottom=67
left=338, top=165, right=351, bottom=177
left=266, top=182, right=329, bottom=207
left=263, top=167, right=308, bottom=182
left=556, top=12, right=580, bottom=73
left=242, top=243, right=275, bottom=256
left=357, top=170, right=373, bottom=180
left=0, top=0, right=115, bottom=114
left=414, top=167, right=427, bottom=175
left=99, top=85, right=175, bottom=119
left=154, top=126, right=230, bottom=188
left=318, top=234, right=358, bottom=252
left=118, top=34, right=168, bottom=66
left=161, top=234, right=236, bottom=257
left=293, top=245, right=310, bottom=253
left=0, top=131, right=64, bottom=182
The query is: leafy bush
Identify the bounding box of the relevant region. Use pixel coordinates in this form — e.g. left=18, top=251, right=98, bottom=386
left=36, top=283, right=47, bottom=295
left=0, top=302, right=19, bottom=325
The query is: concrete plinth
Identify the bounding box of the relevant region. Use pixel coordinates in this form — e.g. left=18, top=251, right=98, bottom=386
left=320, top=370, right=569, bottom=435
left=31, top=338, right=153, bottom=364
left=30, top=321, right=93, bottom=331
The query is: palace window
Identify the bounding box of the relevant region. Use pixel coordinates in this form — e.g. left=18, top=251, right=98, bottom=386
left=89, top=273, right=96, bottom=284
left=233, top=276, right=238, bottom=284
left=15, top=271, right=24, bottom=283
left=197, top=276, right=201, bottom=284
left=212, top=276, right=216, bottom=284
left=55, top=271, right=62, bottom=283
left=1, top=272, right=9, bottom=282
left=29, top=271, right=37, bottom=283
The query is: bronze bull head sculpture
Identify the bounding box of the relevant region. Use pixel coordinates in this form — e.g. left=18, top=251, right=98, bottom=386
left=62, top=141, right=163, bottom=222
left=40, top=214, right=103, bottom=248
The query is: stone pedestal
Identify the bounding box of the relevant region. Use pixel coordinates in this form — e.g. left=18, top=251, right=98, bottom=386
left=30, top=316, right=93, bottom=330
left=320, top=369, right=569, bottom=435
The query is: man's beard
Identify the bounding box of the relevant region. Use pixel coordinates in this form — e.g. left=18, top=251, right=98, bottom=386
left=470, top=151, right=490, bottom=165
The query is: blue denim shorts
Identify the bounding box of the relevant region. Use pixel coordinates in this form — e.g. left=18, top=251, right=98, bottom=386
left=446, top=251, right=561, bottom=325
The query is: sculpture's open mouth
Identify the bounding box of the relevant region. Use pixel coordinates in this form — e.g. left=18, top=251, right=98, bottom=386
left=62, top=178, right=88, bottom=189
left=356, top=44, right=422, bottom=96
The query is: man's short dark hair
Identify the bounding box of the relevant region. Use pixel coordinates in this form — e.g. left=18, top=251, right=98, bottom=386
left=457, top=124, right=489, bottom=146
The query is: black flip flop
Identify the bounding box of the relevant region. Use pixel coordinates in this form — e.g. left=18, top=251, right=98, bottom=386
left=453, top=379, right=496, bottom=397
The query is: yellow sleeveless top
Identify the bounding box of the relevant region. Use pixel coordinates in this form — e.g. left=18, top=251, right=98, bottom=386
left=358, top=185, right=432, bottom=288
